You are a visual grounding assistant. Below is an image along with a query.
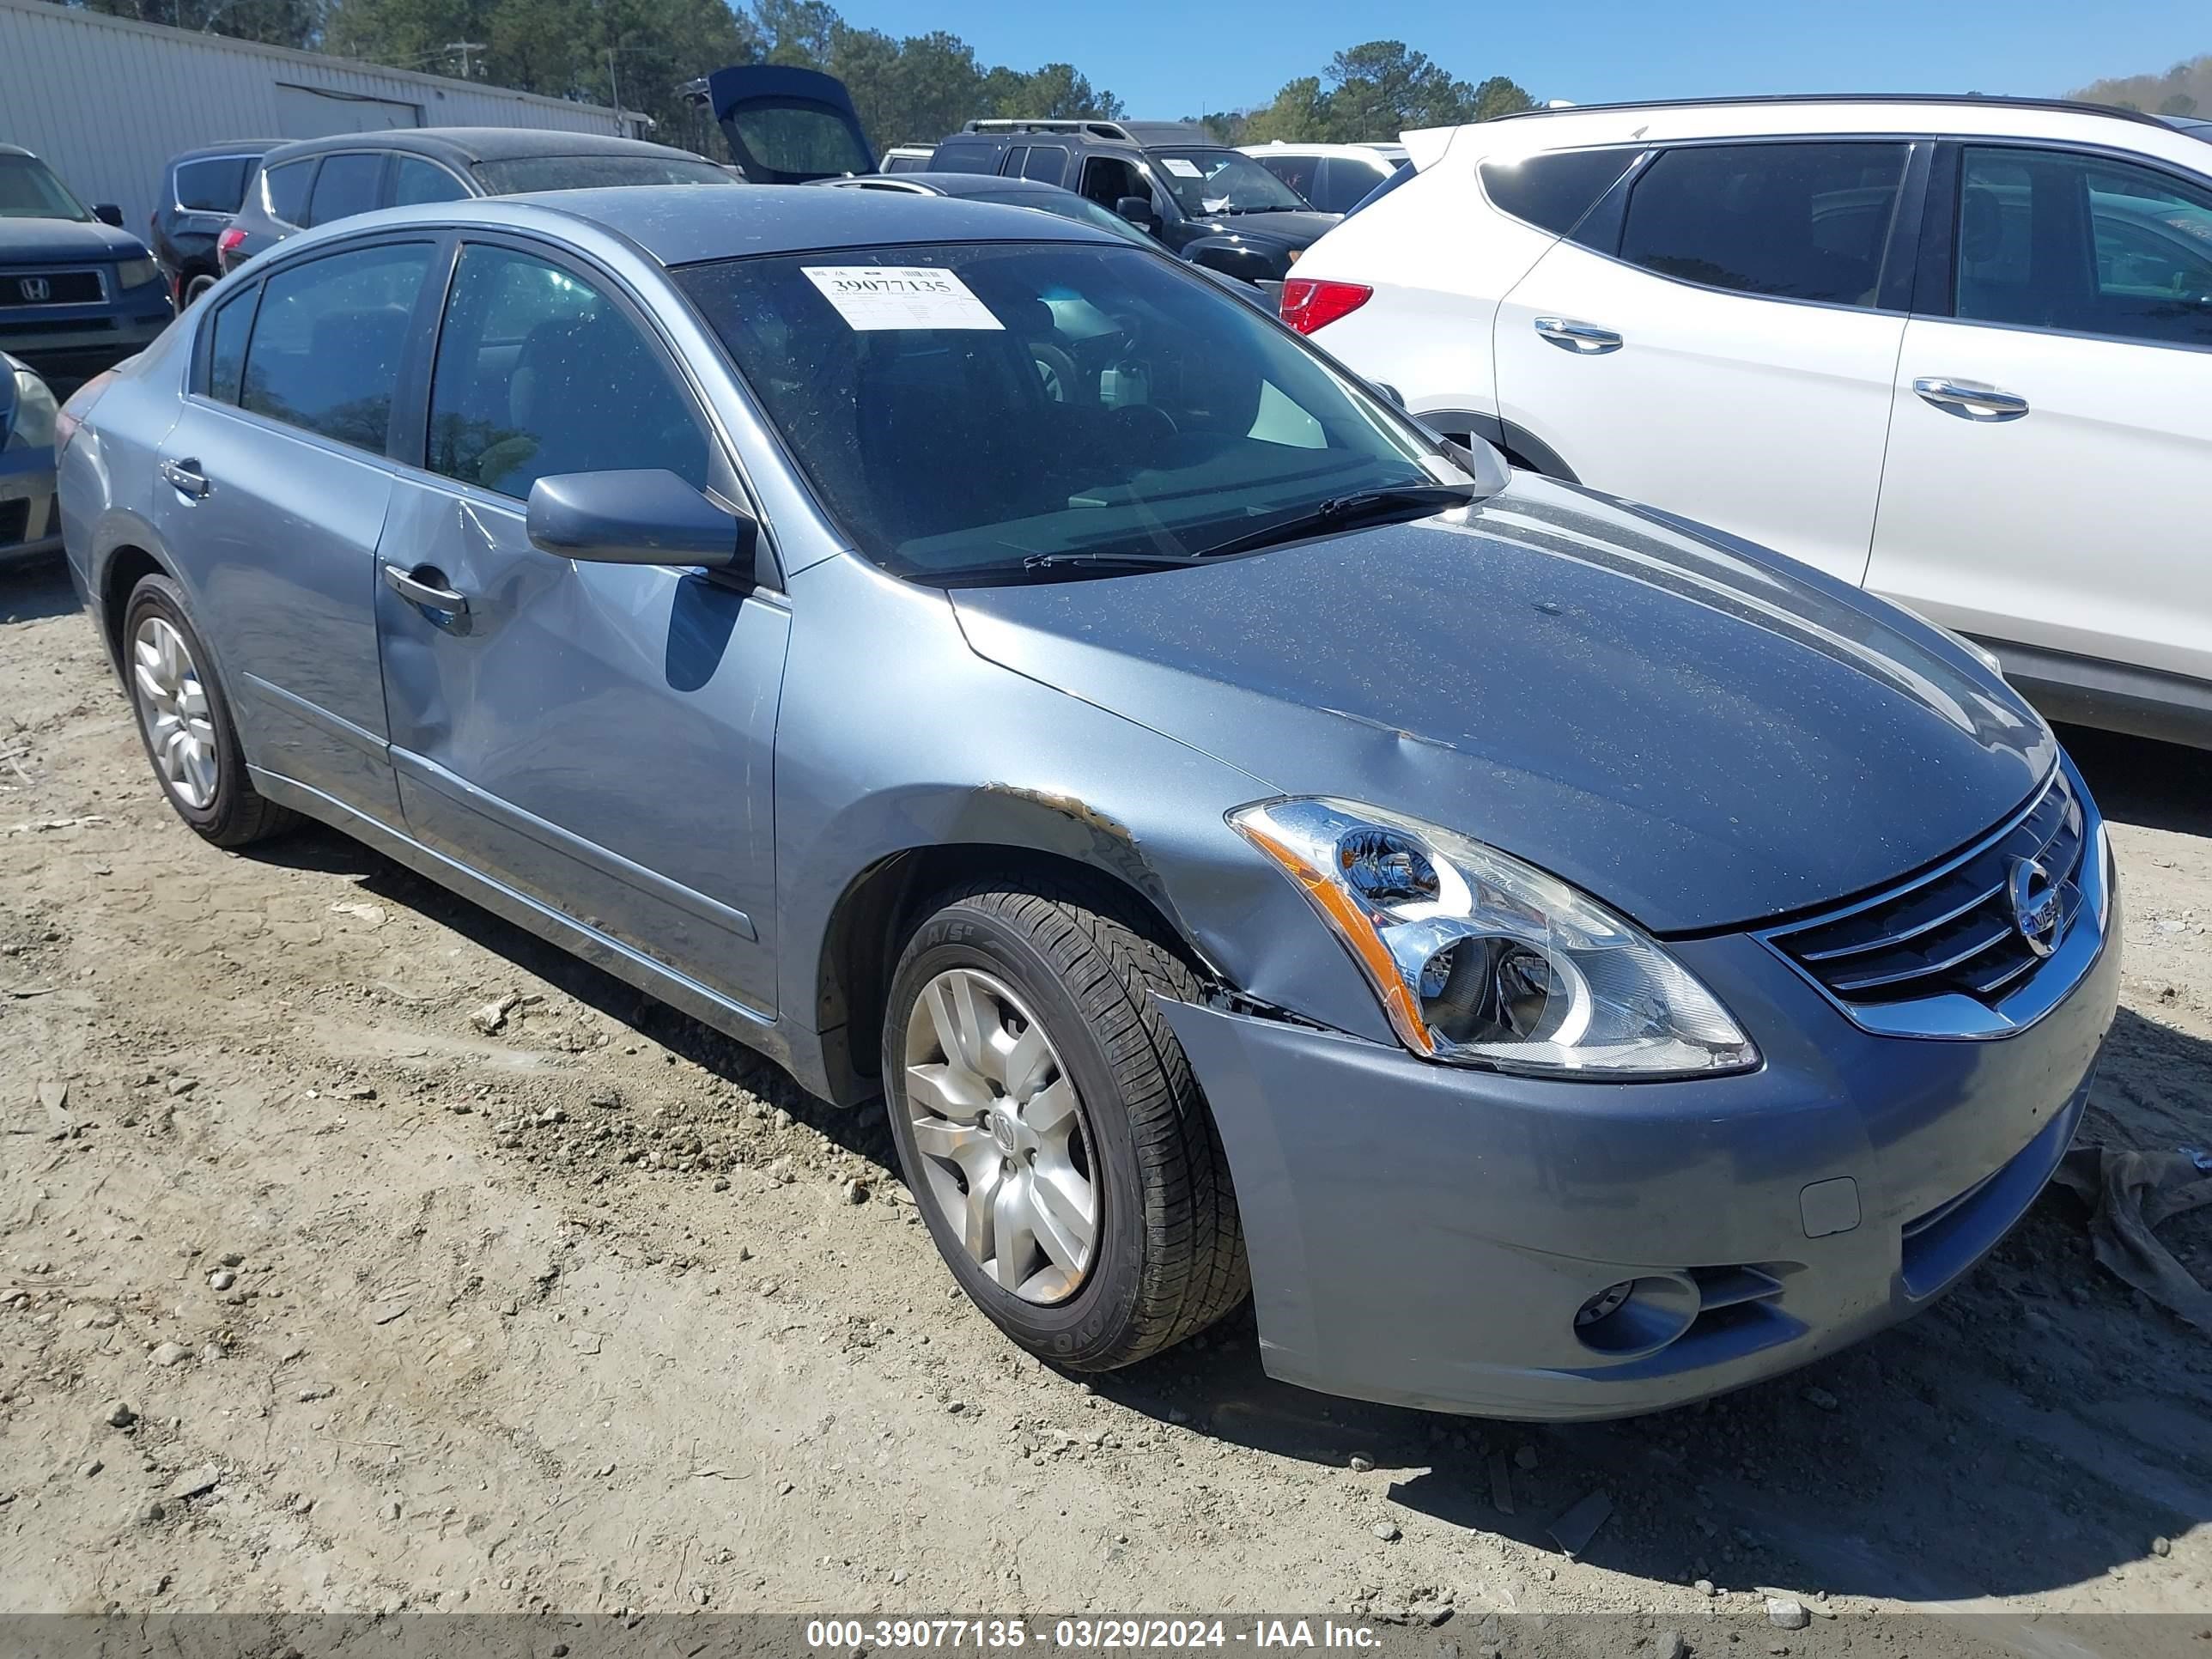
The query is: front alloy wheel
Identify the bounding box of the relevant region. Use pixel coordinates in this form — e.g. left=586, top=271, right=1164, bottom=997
left=882, top=882, right=1248, bottom=1371
left=903, top=966, right=1097, bottom=1304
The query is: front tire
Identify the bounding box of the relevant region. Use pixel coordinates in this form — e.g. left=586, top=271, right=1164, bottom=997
left=121, top=574, right=296, bottom=848
left=883, top=882, right=1247, bottom=1370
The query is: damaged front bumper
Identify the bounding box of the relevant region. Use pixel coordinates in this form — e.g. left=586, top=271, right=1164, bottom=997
left=1160, top=848, right=2121, bottom=1421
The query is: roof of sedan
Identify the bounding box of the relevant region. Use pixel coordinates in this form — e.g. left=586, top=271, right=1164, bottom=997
left=508, top=182, right=1119, bottom=266
left=261, top=127, right=699, bottom=166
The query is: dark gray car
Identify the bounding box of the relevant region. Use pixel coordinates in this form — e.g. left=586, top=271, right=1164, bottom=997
left=216, top=127, right=737, bottom=276
left=56, top=186, right=2118, bottom=1419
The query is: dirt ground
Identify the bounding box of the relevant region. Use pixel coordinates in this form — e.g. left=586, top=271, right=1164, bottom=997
left=3, top=555, right=2209, bottom=1637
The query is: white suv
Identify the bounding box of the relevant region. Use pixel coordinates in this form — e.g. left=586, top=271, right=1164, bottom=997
left=1285, top=96, right=2212, bottom=748
left=1242, top=142, right=1409, bottom=213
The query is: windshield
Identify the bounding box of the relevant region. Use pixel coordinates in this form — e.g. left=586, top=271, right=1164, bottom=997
left=673, top=240, right=1443, bottom=582
left=1147, top=148, right=1311, bottom=216
left=471, top=155, right=735, bottom=194
left=963, top=189, right=1161, bottom=249
left=0, top=155, right=92, bottom=222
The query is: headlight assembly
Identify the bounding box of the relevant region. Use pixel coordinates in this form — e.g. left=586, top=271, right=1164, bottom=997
left=6, top=364, right=57, bottom=452
left=1231, top=798, right=1758, bottom=1078
left=116, top=257, right=164, bottom=291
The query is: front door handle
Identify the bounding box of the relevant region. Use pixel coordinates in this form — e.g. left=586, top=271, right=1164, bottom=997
left=1912, top=377, right=2030, bottom=421
left=382, top=562, right=470, bottom=618
left=159, top=459, right=210, bottom=499
left=1534, top=316, right=1623, bottom=354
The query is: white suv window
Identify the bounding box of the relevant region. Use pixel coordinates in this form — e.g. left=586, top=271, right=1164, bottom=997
left=1956, top=145, right=2212, bottom=349
left=1618, top=141, right=1910, bottom=307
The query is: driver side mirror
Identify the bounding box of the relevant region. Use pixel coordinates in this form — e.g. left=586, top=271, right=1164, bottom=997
left=1115, top=195, right=1159, bottom=233
left=94, top=203, right=125, bottom=228
left=526, top=469, right=757, bottom=570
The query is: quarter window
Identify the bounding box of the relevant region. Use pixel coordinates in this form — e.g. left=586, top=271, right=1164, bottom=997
left=204, top=289, right=255, bottom=404
left=426, top=244, right=709, bottom=501
left=1480, top=146, right=1639, bottom=240
left=175, top=155, right=256, bottom=213
left=306, top=154, right=385, bottom=227
left=239, top=241, right=433, bottom=451
left=1619, top=142, right=1910, bottom=307
left=260, top=158, right=313, bottom=226
left=1954, top=146, right=2212, bottom=348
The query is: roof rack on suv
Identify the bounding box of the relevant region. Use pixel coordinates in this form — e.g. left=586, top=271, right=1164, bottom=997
left=961, top=118, right=1138, bottom=142
left=1485, top=92, right=2173, bottom=131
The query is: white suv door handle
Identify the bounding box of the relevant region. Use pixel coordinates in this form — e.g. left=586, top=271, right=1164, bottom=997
left=1912, top=377, right=2030, bottom=421
left=1533, top=317, right=1623, bottom=355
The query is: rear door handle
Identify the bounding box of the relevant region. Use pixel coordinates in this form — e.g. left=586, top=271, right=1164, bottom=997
left=382, top=562, right=471, bottom=618
left=159, top=459, right=210, bottom=499
left=1912, top=377, right=2030, bottom=421
left=1534, top=317, right=1623, bottom=354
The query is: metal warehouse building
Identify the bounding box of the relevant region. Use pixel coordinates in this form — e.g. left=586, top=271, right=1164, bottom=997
left=0, top=0, right=651, bottom=231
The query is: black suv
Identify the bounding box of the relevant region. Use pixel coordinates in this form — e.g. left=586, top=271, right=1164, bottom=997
left=926, top=119, right=1340, bottom=283
left=150, top=141, right=279, bottom=307
left=218, top=128, right=738, bottom=275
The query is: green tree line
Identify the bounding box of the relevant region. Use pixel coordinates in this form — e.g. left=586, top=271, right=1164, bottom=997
left=1197, top=41, right=1532, bottom=144
left=46, top=0, right=1528, bottom=161
left=2069, top=52, right=2211, bottom=119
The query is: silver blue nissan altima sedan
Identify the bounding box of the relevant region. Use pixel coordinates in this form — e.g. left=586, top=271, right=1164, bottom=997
left=55, top=186, right=2119, bottom=1419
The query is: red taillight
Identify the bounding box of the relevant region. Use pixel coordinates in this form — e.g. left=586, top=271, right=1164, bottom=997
left=54, top=370, right=118, bottom=457
left=1279, top=277, right=1373, bottom=335
left=216, top=227, right=246, bottom=269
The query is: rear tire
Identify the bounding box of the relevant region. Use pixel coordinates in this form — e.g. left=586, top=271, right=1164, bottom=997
left=121, top=574, right=297, bottom=848
left=182, top=272, right=218, bottom=306
left=883, top=881, right=1247, bottom=1370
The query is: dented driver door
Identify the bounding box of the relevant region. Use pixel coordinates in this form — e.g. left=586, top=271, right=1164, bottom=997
left=372, top=237, right=789, bottom=1018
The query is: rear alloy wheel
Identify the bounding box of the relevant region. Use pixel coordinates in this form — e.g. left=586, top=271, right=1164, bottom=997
left=121, top=574, right=297, bottom=848
left=883, top=883, right=1248, bottom=1370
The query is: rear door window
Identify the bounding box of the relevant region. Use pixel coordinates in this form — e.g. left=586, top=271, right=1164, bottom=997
left=392, top=156, right=470, bottom=205
left=1021, top=146, right=1069, bottom=185
left=260, top=158, right=315, bottom=226
left=999, top=146, right=1030, bottom=178
left=1619, top=142, right=1910, bottom=307
left=1256, top=153, right=1318, bottom=201
left=305, top=153, right=385, bottom=228
left=239, top=240, right=432, bottom=452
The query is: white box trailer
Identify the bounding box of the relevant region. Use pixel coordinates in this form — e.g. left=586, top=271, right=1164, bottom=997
left=0, top=0, right=650, bottom=233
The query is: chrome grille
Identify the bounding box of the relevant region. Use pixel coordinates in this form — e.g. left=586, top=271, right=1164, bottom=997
left=1767, top=769, right=2086, bottom=1008
left=3, top=268, right=105, bottom=307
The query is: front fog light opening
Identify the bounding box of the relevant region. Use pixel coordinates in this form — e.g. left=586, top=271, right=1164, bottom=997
left=1571, top=1273, right=1699, bottom=1358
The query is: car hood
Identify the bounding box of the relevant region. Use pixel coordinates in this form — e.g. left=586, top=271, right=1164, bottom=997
left=0, top=216, right=145, bottom=264
left=949, top=476, right=2056, bottom=933
left=1186, top=208, right=1340, bottom=248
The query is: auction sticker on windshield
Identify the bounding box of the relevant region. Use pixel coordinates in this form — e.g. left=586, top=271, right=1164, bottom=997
left=803, top=266, right=1004, bottom=331
left=1160, top=158, right=1204, bottom=178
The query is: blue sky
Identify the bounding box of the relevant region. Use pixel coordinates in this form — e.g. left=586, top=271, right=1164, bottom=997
left=819, top=0, right=2208, bottom=121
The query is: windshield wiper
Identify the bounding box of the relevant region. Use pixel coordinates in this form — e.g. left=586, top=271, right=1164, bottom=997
left=929, top=549, right=1202, bottom=586
left=1185, top=484, right=1478, bottom=562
